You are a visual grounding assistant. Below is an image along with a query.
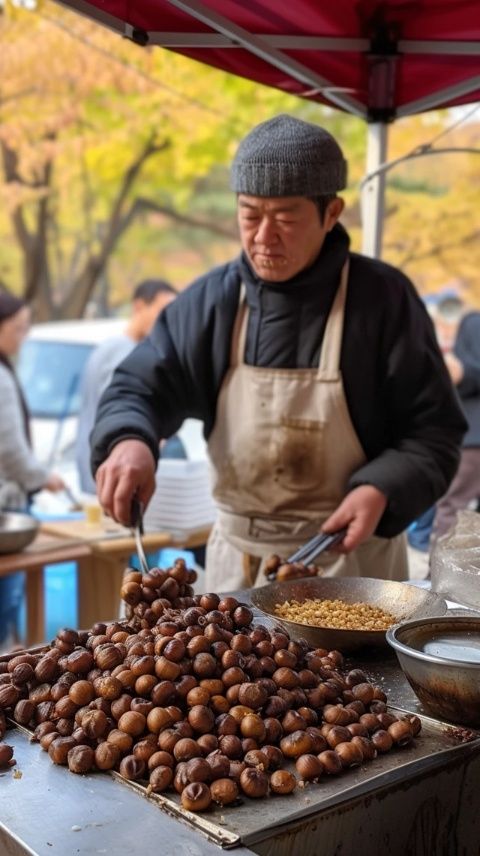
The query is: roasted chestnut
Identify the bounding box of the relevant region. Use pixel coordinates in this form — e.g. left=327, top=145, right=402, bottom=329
left=318, top=749, right=342, bottom=775
left=119, top=754, right=146, bottom=781
left=181, top=782, right=212, bottom=812
left=148, top=765, right=174, bottom=793
left=295, top=753, right=323, bottom=781
left=371, top=729, right=393, bottom=753
left=334, top=741, right=363, bottom=768
left=350, top=735, right=376, bottom=762
left=67, top=745, right=95, bottom=774
left=280, top=730, right=313, bottom=759
left=388, top=720, right=413, bottom=747
left=210, top=777, right=239, bottom=806
left=270, top=769, right=296, bottom=794
left=95, top=742, right=121, bottom=770
left=186, top=757, right=211, bottom=783
left=239, top=767, right=269, bottom=799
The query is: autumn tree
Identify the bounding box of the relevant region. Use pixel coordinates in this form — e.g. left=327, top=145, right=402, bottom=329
left=380, top=113, right=480, bottom=300
left=0, top=2, right=327, bottom=319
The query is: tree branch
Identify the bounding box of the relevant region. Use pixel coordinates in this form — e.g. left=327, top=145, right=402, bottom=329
left=0, top=136, right=55, bottom=315
left=393, top=227, right=480, bottom=268
left=115, top=196, right=237, bottom=242
left=0, top=140, right=34, bottom=258
left=59, top=134, right=173, bottom=317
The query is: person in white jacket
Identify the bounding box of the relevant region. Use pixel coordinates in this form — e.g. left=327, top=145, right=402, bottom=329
left=0, top=290, right=64, bottom=645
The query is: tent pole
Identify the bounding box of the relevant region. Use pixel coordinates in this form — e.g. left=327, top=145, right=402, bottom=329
left=361, top=122, right=388, bottom=258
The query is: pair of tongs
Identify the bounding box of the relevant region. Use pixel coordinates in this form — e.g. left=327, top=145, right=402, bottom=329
left=287, top=527, right=348, bottom=566
left=131, top=496, right=150, bottom=574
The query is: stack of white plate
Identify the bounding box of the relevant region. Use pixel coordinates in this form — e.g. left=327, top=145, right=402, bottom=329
left=143, top=459, right=216, bottom=537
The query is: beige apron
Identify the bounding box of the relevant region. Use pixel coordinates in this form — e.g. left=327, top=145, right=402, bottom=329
left=206, top=261, right=408, bottom=591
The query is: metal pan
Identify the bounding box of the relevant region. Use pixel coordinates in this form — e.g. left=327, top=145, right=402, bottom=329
left=251, top=577, right=447, bottom=652
left=0, top=512, right=38, bottom=554
left=387, top=616, right=480, bottom=726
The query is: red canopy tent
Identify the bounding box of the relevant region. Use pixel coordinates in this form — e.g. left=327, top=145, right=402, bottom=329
left=56, top=0, right=480, bottom=255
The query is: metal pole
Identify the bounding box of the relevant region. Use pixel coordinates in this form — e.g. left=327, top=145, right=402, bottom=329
left=361, top=122, right=388, bottom=258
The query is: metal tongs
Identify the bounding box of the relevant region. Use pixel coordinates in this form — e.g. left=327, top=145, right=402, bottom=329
left=131, top=496, right=150, bottom=574
left=287, top=527, right=348, bottom=566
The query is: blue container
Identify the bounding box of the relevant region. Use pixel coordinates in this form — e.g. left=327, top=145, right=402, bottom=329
left=44, top=561, right=78, bottom=640
left=18, top=561, right=78, bottom=643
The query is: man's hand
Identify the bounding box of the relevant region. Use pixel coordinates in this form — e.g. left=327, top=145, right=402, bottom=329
left=321, top=485, right=388, bottom=552
left=44, top=473, right=65, bottom=492
left=95, top=439, right=156, bottom=526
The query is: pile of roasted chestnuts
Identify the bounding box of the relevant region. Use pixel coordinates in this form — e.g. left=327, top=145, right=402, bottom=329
left=0, top=559, right=421, bottom=813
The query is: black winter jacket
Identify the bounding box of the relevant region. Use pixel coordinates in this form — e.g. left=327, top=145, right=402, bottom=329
left=91, top=225, right=466, bottom=537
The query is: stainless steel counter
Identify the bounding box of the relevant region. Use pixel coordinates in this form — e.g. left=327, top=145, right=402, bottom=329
left=0, top=726, right=255, bottom=856
left=2, top=601, right=480, bottom=855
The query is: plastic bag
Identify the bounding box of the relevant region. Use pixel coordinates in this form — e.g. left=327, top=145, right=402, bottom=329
left=430, top=510, right=480, bottom=607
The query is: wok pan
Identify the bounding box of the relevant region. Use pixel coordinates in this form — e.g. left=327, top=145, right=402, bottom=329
left=251, top=577, right=447, bottom=652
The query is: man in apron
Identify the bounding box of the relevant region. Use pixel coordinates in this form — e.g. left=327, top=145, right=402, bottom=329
left=92, top=115, right=466, bottom=591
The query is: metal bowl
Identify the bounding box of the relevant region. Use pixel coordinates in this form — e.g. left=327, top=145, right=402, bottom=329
left=0, top=512, right=38, bottom=554
left=251, top=577, right=446, bottom=652
left=387, top=615, right=480, bottom=726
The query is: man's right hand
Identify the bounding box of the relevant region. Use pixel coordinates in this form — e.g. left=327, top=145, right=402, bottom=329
left=95, top=439, right=156, bottom=526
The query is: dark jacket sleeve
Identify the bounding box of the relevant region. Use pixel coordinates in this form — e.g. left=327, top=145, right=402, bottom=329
left=347, top=266, right=467, bottom=537
left=90, top=265, right=239, bottom=474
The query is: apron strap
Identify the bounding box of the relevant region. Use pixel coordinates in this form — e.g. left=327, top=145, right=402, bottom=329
left=242, top=553, right=262, bottom=587
left=316, top=260, right=349, bottom=380
left=231, top=284, right=248, bottom=367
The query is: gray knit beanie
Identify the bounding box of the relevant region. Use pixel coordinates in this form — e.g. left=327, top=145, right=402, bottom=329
left=230, top=114, right=347, bottom=197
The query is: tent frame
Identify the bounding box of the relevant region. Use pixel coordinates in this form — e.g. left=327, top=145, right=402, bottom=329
left=59, top=0, right=480, bottom=257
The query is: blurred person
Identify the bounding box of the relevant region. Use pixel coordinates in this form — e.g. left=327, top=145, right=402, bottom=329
left=407, top=294, right=464, bottom=557
left=76, top=280, right=177, bottom=493
left=76, top=278, right=206, bottom=567
left=90, top=115, right=466, bottom=591
left=432, top=295, right=480, bottom=540
left=428, top=292, right=464, bottom=354
left=0, top=290, right=64, bottom=646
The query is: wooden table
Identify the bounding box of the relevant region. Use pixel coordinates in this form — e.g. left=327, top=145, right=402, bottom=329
left=0, top=532, right=91, bottom=647
left=0, top=521, right=211, bottom=646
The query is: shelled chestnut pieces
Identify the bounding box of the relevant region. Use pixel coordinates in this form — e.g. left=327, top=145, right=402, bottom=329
left=0, top=559, right=422, bottom=812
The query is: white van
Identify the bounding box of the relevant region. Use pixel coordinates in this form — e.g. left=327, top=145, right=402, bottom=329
left=16, top=319, right=209, bottom=502
left=17, top=318, right=125, bottom=471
